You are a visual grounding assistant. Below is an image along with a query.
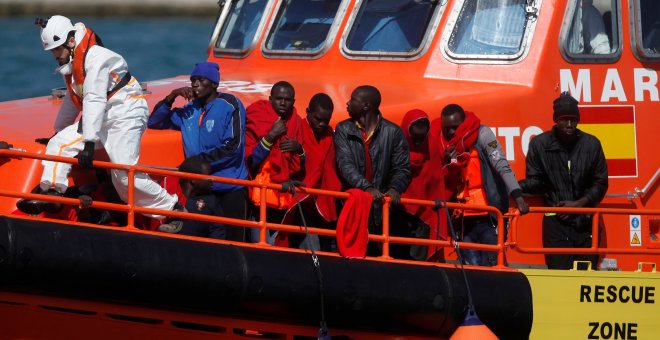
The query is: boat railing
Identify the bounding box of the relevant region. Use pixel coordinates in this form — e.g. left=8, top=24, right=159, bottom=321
left=509, top=206, right=660, bottom=256
left=1, top=149, right=658, bottom=270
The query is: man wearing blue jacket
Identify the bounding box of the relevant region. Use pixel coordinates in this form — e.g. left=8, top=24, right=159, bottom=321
left=148, top=62, right=249, bottom=241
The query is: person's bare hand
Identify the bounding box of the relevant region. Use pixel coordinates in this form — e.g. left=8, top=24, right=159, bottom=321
left=167, top=87, right=193, bottom=102
left=266, top=117, right=287, bottom=143
left=279, top=137, right=302, bottom=153
left=444, top=145, right=458, bottom=164
left=366, top=187, right=384, bottom=201
left=557, top=199, right=585, bottom=220
left=385, top=188, right=401, bottom=205
left=79, top=195, right=93, bottom=209
left=515, top=196, right=529, bottom=215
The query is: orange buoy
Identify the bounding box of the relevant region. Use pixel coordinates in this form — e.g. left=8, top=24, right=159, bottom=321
left=449, top=310, right=498, bottom=340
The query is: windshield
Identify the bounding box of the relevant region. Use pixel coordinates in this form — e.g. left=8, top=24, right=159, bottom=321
left=345, top=0, right=439, bottom=53
left=265, top=0, right=342, bottom=52
left=215, top=0, right=270, bottom=51
left=447, top=0, right=528, bottom=56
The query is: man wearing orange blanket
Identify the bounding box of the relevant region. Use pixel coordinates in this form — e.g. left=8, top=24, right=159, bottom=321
left=245, top=81, right=306, bottom=242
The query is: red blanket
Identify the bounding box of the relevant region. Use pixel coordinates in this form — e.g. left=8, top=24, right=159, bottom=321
left=429, top=110, right=481, bottom=200
left=245, top=99, right=304, bottom=183
left=275, top=121, right=343, bottom=247
left=299, top=121, right=342, bottom=221
left=336, top=188, right=373, bottom=258
left=401, top=110, right=447, bottom=246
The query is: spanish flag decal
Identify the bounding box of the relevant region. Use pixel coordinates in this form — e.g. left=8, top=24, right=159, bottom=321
left=578, top=106, right=637, bottom=177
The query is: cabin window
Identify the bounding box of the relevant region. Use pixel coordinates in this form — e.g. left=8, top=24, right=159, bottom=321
left=444, top=0, right=535, bottom=60
left=341, top=0, right=444, bottom=59
left=560, top=0, right=621, bottom=62
left=263, top=0, right=347, bottom=57
left=213, top=0, right=272, bottom=56
left=631, top=0, right=660, bottom=60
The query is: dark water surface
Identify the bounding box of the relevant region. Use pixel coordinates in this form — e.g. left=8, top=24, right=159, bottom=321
left=0, top=16, right=215, bottom=101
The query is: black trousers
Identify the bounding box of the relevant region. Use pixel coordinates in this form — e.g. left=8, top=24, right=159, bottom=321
left=542, top=214, right=599, bottom=270
left=215, top=188, right=248, bottom=242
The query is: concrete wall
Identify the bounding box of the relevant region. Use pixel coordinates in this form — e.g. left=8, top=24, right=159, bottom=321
left=0, top=0, right=219, bottom=17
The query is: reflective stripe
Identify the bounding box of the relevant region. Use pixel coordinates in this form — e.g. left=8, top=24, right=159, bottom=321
left=51, top=136, right=84, bottom=187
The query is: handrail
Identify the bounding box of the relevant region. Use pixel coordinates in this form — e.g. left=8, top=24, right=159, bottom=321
left=2, top=149, right=660, bottom=270
left=509, top=206, right=660, bottom=256
left=0, top=149, right=509, bottom=266
left=605, top=167, right=660, bottom=200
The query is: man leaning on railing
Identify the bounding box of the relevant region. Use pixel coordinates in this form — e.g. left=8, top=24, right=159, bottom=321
left=519, top=92, right=608, bottom=270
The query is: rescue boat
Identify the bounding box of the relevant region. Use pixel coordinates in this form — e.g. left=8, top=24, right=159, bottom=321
left=0, top=0, right=659, bottom=339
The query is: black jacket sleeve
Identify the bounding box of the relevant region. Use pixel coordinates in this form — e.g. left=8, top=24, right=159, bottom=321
left=583, top=139, right=608, bottom=205
left=519, top=138, right=546, bottom=194
left=386, top=127, right=411, bottom=194
left=334, top=123, right=372, bottom=190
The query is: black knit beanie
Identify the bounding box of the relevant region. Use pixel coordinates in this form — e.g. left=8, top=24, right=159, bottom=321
left=553, top=92, right=580, bottom=122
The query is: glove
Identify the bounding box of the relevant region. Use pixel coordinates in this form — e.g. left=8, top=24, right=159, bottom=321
left=77, top=141, right=96, bottom=169
left=35, top=133, right=56, bottom=145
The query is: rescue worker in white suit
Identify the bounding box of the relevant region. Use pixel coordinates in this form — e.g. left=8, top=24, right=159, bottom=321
left=17, top=15, right=181, bottom=217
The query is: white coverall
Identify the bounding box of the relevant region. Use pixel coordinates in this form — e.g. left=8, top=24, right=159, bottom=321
left=41, top=23, right=178, bottom=214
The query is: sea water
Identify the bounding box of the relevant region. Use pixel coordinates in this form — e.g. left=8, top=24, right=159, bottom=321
left=0, top=16, right=215, bottom=102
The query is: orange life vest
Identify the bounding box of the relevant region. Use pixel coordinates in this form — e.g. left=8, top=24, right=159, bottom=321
left=455, top=148, right=489, bottom=217
left=63, top=27, right=129, bottom=112
left=249, top=160, right=294, bottom=210
left=64, top=27, right=100, bottom=110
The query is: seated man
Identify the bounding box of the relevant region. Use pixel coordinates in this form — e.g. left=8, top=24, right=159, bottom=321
left=159, top=155, right=228, bottom=239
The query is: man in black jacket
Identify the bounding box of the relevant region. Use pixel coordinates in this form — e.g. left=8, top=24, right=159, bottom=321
left=519, top=92, right=608, bottom=270
left=334, top=85, right=411, bottom=252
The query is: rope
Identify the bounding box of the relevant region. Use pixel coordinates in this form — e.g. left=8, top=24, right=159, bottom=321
left=283, top=180, right=330, bottom=339
left=433, top=199, right=477, bottom=315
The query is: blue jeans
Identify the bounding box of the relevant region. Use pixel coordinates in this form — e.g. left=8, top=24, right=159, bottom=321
left=460, top=216, right=498, bottom=266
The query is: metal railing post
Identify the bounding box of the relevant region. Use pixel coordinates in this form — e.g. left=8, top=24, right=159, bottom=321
left=495, top=212, right=506, bottom=268
left=381, top=197, right=391, bottom=259
left=591, top=211, right=600, bottom=250
left=126, top=168, right=135, bottom=228
left=259, top=185, right=268, bottom=245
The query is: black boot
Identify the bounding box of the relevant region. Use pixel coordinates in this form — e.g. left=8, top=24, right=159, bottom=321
left=42, top=189, right=63, bottom=213
left=16, top=188, right=63, bottom=215
left=16, top=199, right=46, bottom=215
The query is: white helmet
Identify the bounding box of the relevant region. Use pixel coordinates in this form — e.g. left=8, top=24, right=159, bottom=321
left=40, top=15, right=74, bottom=50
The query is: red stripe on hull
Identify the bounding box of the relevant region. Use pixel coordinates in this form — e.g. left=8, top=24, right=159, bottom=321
left=607, top=158, right=637, bottom=177
left=579, top=106, right=634, bottom=124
